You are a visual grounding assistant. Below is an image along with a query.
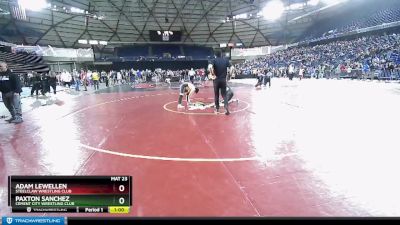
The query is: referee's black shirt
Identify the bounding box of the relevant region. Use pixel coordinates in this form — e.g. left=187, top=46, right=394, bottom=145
left=212, top=58, right=231, bottom=81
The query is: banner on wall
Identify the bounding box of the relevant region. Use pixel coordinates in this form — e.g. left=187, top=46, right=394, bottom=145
left=231, top=46, right=271, bottom=60
left=231, top=46, right=270, bottom=57
left=11, top=45, right=94, bottom=62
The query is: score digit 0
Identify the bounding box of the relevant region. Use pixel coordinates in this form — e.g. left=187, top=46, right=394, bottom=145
left=119, top=197, right=125, bottom=205
left=119, top=185, right=125, bottom=192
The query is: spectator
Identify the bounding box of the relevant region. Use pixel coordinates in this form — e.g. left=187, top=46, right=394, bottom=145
left=92, top=70, right=100, bottom=90
left=0, top=62, right=23, bottom=124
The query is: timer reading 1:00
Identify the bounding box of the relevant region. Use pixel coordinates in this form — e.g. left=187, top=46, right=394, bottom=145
left=109, top=206, right=130, bottom=214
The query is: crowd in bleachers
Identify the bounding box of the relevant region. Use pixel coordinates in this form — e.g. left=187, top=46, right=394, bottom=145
left=236, top=33, right=400, bottom=80
left=303, top=6, right=400, bottom=42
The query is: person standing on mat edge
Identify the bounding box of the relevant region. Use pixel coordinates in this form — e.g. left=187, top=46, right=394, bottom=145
left=0, top=62, right=23, bottom=124
left=209, top=52, right=231, bottom=115
left=189, top=68, right=196, bottom=84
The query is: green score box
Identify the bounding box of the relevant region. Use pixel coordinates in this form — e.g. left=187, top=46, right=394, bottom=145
left=11, top=194, right=130, bottom=207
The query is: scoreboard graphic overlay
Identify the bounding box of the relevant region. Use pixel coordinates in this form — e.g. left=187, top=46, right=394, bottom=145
left=8, top=176, right=132, bottom=214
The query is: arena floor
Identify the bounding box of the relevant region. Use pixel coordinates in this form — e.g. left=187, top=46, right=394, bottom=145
left=1, top=78, right=400, bottom=216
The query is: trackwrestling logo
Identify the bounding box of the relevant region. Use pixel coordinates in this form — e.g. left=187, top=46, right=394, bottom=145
left=2, top=217, right=64, bottom=225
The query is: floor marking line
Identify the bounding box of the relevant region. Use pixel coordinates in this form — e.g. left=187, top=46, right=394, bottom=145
left=61, top=93, right=173, bottom=118
left=80, top=144, right=260, bottom=162
left=163, top=100, right=250, bottom=116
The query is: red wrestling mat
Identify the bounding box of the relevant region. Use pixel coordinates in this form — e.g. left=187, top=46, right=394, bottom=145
left=2, top=79, right=399, bottom=217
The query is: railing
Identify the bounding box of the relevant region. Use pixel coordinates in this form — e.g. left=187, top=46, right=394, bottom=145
left=0, top=50, right=49, bottom=74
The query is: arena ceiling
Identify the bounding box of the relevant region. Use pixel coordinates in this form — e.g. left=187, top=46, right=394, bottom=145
left=0, top=0, right=338, bottom=51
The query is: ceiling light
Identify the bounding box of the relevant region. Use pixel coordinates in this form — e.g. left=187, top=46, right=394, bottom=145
left=89, top=40, right=98, bottom=45
left=289, top=3, right=305, bottom=10
left=308, top=0, right=320, bottom=6
left=322, top=0, right=347, bottom=6
left=71, top=7, right=84, bottom=14
left=78, top=40, right=88, bottom=44
left=18, top=0, right=48, bottom=11
left=262, top=0, right=285, bottom=21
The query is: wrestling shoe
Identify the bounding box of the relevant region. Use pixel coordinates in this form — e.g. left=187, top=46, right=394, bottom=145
left=214, top=108, right=219, bottom=114
left=11, top=118, right=23, bottom=124
left=225, top=109, right=230, bottom=116
left=177, top=104, right=185, bottom=109
left=5, top=117, right=15, bottom=123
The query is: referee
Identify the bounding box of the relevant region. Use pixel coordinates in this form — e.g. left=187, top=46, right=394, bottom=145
left=209, top=52, right=231, bottom=115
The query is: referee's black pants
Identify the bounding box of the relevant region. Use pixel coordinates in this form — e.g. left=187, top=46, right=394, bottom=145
left=264, top=77, right=271, bottom=87
left=213, top=79, right=228, bottom=111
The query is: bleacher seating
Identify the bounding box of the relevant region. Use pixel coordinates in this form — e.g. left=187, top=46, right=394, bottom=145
left=113, top=44, right=214, bottom=60
left=299, top=1, right=400, bottom=42
left=183, top=46, right=214, bottom=59
left=116, top=45, right=149, bottom=58
left=0, top=48, right=49, bottom=74
left=237, top=32, right=400, bottom=80
left=151, top=45, right=181, bottom=58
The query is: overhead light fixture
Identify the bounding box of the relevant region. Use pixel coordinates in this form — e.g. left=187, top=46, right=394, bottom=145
left=308, top=0, right=320, bottom=6
left=234, top=13, right=248, bottom=20
left=262, top=0, right=285, bottom=21
left=220, top=43, right=227, bottom=48
left=288, top=3, right=305, bottom=10
left=157, top=31, right=161, bottom=35
left=89, top=40, right=98, bottom=45
left=78, top=40, right=88, bottom=44
left=99, top=41, right=108, bottom=45
left=18, top=0, right=48, bottom=11
left=322, top=0, right=347, bottom=6
left=71, top=7, right=84, bottom=14
left=0, top=7, right=10, bottom=15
